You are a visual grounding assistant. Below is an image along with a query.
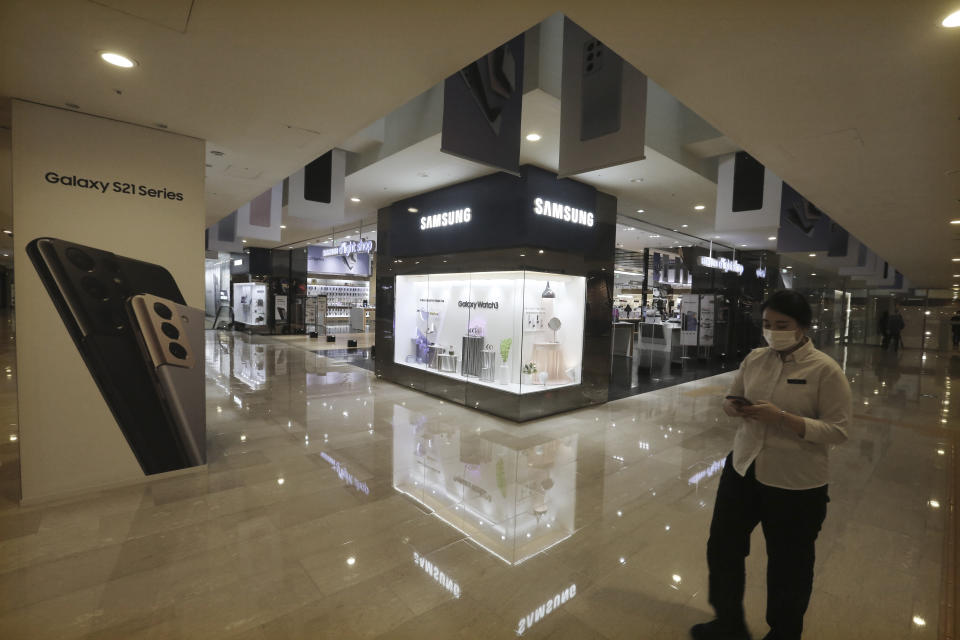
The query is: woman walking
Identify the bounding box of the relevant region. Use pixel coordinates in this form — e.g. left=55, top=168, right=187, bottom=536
left=691, top=290, right=851, bottom=640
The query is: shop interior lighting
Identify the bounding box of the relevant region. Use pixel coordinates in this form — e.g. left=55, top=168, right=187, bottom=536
left=99, top=51, right=137, bottom=68
left=694, top=205, right=706, bottom=210
left=951, top=220, right=960, bottom=224
left=350, top=197, right=361, bottom=203
left=943, top=9, right=960, bottom=27
left=681, top=224, right=688, bottom=228
left=542, top=282, right=556, bottom=299
left=2, top=230, right=11, bottom=235
left=525, top=133, right=542, bottom=142
left=279, top=225, right=286, bottom=229
left=953, top=258, right=960, bottom=261
left=408, top=207, right=418, bottom=213
left=808, top=253, right=816, bottom=257
left=241, top=239, right=247, bottom=243
left=768, top=236, right=777, bottom=241
left=636, top=209, right=645, bottom=213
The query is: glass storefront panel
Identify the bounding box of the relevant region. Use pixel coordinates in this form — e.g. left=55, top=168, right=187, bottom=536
left=394, top=271, right=585, bottom=395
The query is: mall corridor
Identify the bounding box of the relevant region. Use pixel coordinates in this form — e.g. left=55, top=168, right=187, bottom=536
left=0, top=326, right=952, bottom=639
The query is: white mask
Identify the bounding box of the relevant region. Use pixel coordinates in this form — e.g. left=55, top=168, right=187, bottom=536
left=764, top=329, right=801, bottom=351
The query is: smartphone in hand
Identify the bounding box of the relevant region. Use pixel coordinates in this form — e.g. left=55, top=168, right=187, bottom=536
left=725, top=395, right=753, bottom=406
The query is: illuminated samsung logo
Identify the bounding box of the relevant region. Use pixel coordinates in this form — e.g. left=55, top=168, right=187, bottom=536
left=420, top=207, right=472, bottom=230
left=533, top=197, right=594, bottom=227
left=412, top=551, right=461, bottom=598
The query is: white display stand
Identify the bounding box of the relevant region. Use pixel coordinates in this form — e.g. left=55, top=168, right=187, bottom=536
left=233, top=282, right=268, bottom=326
left=349, top=307, right=366, bottom=331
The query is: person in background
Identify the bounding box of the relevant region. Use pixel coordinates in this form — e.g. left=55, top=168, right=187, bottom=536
left=886, top=306, right=905, bottom=351
left=624, top=304, right=633, bottom=317
left=951, top=310, right=960, bottom=349
left=691, top=290, right=851, bottom=640
left=877, top=309, right=890, bottom=349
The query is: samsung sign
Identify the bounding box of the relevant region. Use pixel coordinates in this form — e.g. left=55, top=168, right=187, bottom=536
left=699, top=256, right=745, bottom=275
left=533, top=197, right=594, bottom=227
left=420, top=207, right=472, bottom=230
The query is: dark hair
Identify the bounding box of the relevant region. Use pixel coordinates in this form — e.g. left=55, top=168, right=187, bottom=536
left=761, top=290, right=812, bottom=327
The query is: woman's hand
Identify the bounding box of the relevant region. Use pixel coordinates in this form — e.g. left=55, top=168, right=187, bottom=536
left=723, top=398, right=746, bottom=417
left=739, top=400, right=782, bottom=424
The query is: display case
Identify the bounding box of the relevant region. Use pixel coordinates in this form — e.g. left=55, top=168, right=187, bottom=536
left=393, top=270, right=585, bottom=395
left=232, top=282, right=268, bottom=326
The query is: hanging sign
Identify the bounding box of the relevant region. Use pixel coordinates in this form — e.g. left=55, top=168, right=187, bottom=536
left=699, top=256, right=744, bottom=275
left=321, top=239, right=375, bottom=257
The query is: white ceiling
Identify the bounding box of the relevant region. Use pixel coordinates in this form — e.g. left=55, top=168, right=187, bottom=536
left=1, top=1, right=958, bottom=285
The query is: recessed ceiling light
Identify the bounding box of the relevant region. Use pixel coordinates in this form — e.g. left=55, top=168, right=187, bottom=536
left=943, top=9, right=960, bottom=27
left=681, top=224, right=688, bottom=228
left=636, top=209, right=644, bottom=213
left=350, top=197, right=361, bottom=203
left=953, top=258, right=960, bottom=262
left=525, top=133, right=542, bottom=142
left=650, top=234, right=660, bottom=238
left=241, top=239, right=247, bottom=243
left=408, top=207, right=418, bottom=213
left=694, top=205, right=706, bottom=210
left=280, top=225, right=286, bottom=229
left=2, top=230, right=11, bottom=235
left=786, top=266, right=793, bottom=269
left=768, top=236, right=777, bottom=241
left=626, top=227, right=634, bottom=231
left=808, top=253, right=816, bottom=257
left=740, top=244, right=747, bottom=247
left=952, top=220, right=960, bottom=224
left=100, top=51, right=137, bottom=68
left=538, top=249, right=544, bottom=254
left=810, top=273, right=817, bottom=276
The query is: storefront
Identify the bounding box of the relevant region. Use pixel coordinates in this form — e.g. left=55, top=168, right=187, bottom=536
left=306, top=240, right=375, bottom=333
left=376, top=165, right=616, bottom=421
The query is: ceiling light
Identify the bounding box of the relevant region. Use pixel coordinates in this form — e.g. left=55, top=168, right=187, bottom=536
left=650, top=234, right=660, bottom=238
left=525, top=133, right=542, bottom=142
left=809, top=253, right=816, bottom=257
left=408, top=207, right=418, bottom=213
left=810, top=273, right=817, bottom=276
left=768, top=236, right=777, bottom=241
left=786, top=266, right=793, bottom=269
left=951, top=220, right=960, bottom=224
left=943, top=9, right=960, bottom=27
left=636, top=209, right=644, bottom=213
left=538, top=249, right=544, bottom=254
left=99, top=52, right=137, bottom=68
left=694, top=205, right=706, bottom=210
left=350, top=197, right=361, bottom=203
left=280, top=225, right=286, bottom=229
left=3, top=230, right=12, bottom=235
left=740, top=244, right=747, bottom=247
left=241, top=239, right=247, bottom=243
left=681, top=224, right=688, bottom=228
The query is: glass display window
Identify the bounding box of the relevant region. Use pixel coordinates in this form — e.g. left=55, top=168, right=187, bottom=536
left=394, top=270, right=585, bottom=394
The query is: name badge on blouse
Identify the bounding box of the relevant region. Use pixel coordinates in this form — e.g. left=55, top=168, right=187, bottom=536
left=787, top=379, right=807, bottom=384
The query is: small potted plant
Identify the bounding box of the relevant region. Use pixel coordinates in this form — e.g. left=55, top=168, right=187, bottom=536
left=498, top=338, right=512, bottom=384
left=522, top=361, right=538, bottom=385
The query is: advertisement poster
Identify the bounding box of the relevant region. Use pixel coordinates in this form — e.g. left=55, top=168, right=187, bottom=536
left=26, top=238, right=206, bottom=475
left=680, top=294, right=699, bottom=346
left=304, top=296, right=318, bottom=326
left=698, top=295, right=716, bottom=347
left=275, top=295, right=288, bottom=322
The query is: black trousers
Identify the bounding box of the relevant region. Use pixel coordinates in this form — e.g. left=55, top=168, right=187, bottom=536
left=707, top=453, right=828, bottom=640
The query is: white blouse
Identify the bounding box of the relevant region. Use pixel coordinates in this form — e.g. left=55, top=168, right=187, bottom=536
left=726, top=339, right=851, bottom=489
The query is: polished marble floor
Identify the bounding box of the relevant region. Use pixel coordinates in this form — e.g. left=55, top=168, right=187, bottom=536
left=0, top=322, right=955, bottom=639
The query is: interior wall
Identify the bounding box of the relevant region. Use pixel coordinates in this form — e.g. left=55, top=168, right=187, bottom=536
left=12, top=101, right=205, bottom=502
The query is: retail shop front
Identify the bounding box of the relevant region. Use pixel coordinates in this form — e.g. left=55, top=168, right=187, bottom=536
left=375, top=166, right=616, bottom=421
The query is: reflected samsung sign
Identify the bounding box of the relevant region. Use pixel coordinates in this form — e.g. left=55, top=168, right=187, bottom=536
left=533, top=197, right=594, bottom=227
left=699, top=256, right=745, bottom=275
left=516, top=584, right=577, bottom=635
left=412, top=551, right=461, bottom=598
left=420, top=207, right=472, bottom=230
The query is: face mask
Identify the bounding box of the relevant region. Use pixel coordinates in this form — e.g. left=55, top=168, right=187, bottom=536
left=764, top=329, right=801, bottom=351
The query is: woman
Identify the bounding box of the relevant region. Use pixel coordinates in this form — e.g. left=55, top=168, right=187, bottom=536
left=691, top=290, right=851, bottom=640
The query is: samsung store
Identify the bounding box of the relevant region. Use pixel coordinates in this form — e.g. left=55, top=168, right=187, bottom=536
left=376, top=166, right=616, bottom=421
